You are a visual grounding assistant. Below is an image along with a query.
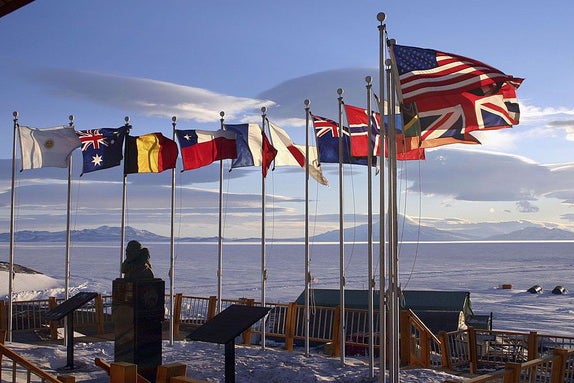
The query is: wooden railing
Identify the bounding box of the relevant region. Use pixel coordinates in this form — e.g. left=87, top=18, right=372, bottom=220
left=400, top=309, right=443, bottom=369
left=0, top=330, right=75, bottom=383
left=4, top=293, right=574, bottom=381
left=444, top=349, right=574, bottom=383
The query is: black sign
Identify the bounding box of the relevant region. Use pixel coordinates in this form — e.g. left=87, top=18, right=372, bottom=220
left=45, top=292, right=98, bottom=321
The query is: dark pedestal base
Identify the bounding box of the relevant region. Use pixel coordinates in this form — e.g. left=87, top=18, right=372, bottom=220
left=112, top=278, right=165, bottom=382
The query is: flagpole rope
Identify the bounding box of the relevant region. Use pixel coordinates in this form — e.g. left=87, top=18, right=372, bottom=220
left=402, top=157, right=423, bottom=289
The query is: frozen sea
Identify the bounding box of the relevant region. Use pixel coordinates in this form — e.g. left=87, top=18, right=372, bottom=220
left=2, top=240, right=574, bottom=335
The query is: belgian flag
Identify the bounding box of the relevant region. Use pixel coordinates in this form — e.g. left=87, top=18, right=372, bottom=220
left=124, top=132, right=178, bottom=174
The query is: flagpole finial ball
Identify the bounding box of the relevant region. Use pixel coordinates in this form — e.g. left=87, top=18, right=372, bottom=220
left=172, top=116, right=177, bottom=122
left=377, top=12, right=386, bottom=22
left=69, top=115, right=74, bottom=122
left=261, top=106, right=267, bottom=114
left=365, top=76, right=372, bottom=84
left=304, top=99, right=310, bottom=107
left=337, top=88, right=344, bottom=96
left=124, top=116, right=130, bottom=123
left=12, top=111, right=18, bottom=118
left=385, top=58, right=392, bottom=66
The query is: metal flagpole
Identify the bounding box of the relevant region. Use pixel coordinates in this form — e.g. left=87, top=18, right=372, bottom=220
left=377, top=12, right=387, bottom=383
left=260, top=107, right=268, bottom=350
left=218, top=111, right=225, bottom=314
left=120, top=116, right=131, bottom=275
left=65, top=115, right=74, bottom=302
left=169, top=116, right=177, bottom=346
left=304, top=99, right=311, bottom=357
left=387, top=41, right=400, bottom=383
left=63, top=115, right=74, bottom=349
left=8, top=111, right=19, bottom=342
left=337, top=88, right=346, bottom=364
left=365, top=76, right=375, bottom=378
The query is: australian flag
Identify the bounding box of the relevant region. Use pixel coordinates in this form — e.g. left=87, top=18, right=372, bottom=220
left=76, top=126, right=127, bottom=175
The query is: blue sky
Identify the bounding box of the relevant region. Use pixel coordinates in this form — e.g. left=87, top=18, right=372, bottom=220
left=1, top=0, right=574, bottom=239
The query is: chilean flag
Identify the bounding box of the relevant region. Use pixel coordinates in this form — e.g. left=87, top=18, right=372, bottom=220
left=176, top=129, right=237, bottom=171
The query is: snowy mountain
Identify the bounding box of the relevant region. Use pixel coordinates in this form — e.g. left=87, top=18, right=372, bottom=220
left=2, top=220, right=574, bottom=242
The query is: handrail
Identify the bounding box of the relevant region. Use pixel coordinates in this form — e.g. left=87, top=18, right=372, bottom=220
left=0, top=342, right=71, bottom=383
left=95, top=357, right=151, bottom=383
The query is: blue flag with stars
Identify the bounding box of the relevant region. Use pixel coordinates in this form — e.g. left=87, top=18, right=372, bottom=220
left=77, top=126, right=127, bottom=175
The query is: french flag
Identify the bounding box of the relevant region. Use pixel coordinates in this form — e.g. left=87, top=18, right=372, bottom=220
left=175, top=129, right=237, bottom=171
left=225, top=123, right=277, bottom=177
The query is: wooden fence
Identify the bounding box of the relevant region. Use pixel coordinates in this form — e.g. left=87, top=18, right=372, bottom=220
left=3, top=293, right=574, bottom=381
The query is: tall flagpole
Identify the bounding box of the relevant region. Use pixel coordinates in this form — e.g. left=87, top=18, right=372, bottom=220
left=65, top=115, right=74, bottom=301
left=260, top=107, right=268, bottom=350
left=337, top=88, right=346, bottom=364
left=64, top=115, right=75, bottom=349
left=365, top=76, right=375, bottom=378
left=120, top=116, right=131, bottom=275
left=8, top=111, right=19, bottom=342
left=304, top=99, right=311, bottom=357
left=387, top=42, right=400, bottom=383
left=169, top=116, right=177, bottom=346
left=377, top=12, right=388, bottom=383
left=217, top=111, right=225, bottom=314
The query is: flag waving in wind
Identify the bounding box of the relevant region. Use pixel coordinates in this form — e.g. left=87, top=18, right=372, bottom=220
left=176, top=129, right=237, bottom=171
left=391, top=44, right=522, bottom=104
left=77, top=126, right=127, bottom=175
left=390, top=43, right=523, bottom=149
left=18, top=125, right=81, bottom=170
left=124, top=132, right=179, bottom=174
left=344, top=104, right=373, bottom=158
left=311, top=114, right=369, bottom=166
left=267, top=121, right=329, bottom=186
left=224, top=123, right=277, bottom=177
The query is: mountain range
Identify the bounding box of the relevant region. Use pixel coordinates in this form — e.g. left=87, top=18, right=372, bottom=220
left=2, top=218, right=574, bottom=243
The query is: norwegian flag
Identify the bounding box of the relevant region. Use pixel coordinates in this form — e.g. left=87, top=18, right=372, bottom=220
left=344, top=104, right=424, bottom=160
left=344, top=104, right=372, bottom=157
left=76, top=126, right=127, bottom=175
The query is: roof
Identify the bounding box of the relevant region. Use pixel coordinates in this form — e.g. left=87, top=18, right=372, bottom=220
left=402, top=290, right=473, bottom=316
left=298, top=289, right=382, bottom=310
left=295, top=288, right=473, bottom=315
left=413, top=310, right=467, bottom=334
left=0, top=0, right=34, bottom=18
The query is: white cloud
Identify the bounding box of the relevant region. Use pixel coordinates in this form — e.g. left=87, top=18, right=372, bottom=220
left=32, top=68, right=275, bottom=122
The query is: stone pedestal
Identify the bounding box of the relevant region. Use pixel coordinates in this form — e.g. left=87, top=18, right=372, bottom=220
left=112, top=278, right=165, bottom=382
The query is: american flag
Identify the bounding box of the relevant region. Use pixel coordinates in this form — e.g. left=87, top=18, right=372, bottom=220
left=391, top=44, right=522, bottom=104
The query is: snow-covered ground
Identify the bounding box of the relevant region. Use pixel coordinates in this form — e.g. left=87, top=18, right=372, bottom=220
left=1, top=241, right=573, bottom=382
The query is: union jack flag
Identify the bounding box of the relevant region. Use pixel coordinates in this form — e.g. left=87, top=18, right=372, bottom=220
left=76, top=126, right=127, bottom=175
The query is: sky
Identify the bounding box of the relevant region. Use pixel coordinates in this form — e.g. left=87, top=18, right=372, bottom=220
left=2, top=0, right=574, bottom=239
